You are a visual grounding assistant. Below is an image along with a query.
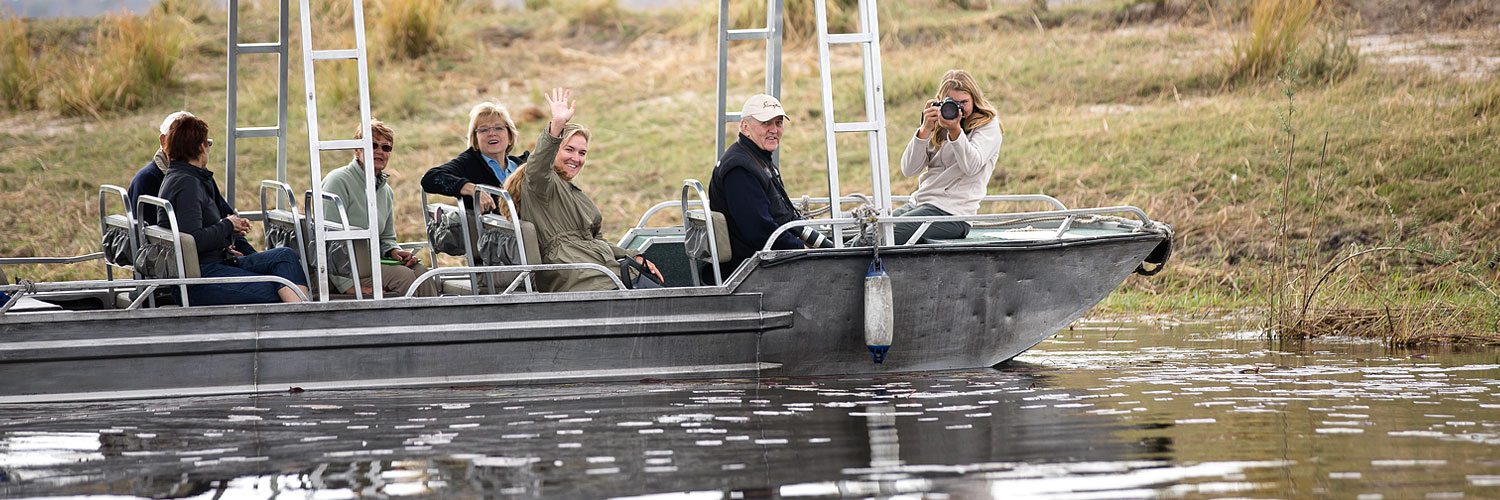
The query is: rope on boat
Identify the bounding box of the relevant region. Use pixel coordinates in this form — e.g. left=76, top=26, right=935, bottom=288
left=17, top=279, right=35, bottom=295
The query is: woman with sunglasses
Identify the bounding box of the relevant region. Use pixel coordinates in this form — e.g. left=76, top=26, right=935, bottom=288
left=155, top=115, right=309, bottom=305
left=420, top=102, right=532, bottom=214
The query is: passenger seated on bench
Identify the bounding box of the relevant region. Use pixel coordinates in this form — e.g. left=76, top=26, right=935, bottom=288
left=420, top=102, right=531, bottom=215
left=892, top=69, right=1003, bottom=245
left=156, top=115, right=309, bottom=305
left=507, top=88, right=661, bottom=292
left=321, top=120, right=437, bottom=297
left=129, top=110, right=254, bottom=256
left=708, top=94, right=808, bottom=274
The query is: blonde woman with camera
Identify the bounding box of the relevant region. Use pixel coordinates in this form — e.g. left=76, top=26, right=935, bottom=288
left=893, top=69, right=1003, bottom=245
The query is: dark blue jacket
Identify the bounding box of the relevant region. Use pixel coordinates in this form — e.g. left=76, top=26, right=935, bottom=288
left=708, top=134, right=804, bottom=271
left=129, top=159, right=254, bottom=255
left=156, top=162, right=246, bottom=266
left=421, top=147, right=530, bottom=213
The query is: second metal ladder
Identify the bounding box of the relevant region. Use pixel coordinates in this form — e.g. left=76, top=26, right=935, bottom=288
left=297, top=0, right=383, bottom=301
left=815, top=0, right=894, bottom=245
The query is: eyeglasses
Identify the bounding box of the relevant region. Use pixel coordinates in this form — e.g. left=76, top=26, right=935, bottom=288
left=475, top=126, right=507, bottom=136
left=205, top=138, right=213, bottom=147
left=372, top=143, right=393, bottom=152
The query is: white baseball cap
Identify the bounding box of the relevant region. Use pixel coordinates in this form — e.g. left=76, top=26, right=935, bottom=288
left=159, top=111, right=195, bottom=135
left=740, top=94, right=789, bottom=122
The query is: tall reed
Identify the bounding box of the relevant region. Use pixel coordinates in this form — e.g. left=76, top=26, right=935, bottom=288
left=52, top=12, right=185, bottom=118
left=377, top=0, right=449, bottom=60
left=0, top=12, right=41, bottom=110
left=1228, top=0, right=1318, bottom=81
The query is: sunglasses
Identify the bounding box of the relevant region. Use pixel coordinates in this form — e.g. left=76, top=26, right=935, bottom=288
left=204, top=138, right=213, bottom=147
left=371, top=143, right=393, bottom=152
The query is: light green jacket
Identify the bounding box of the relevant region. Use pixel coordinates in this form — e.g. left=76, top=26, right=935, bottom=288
left=322, top=159, right=397, bottom=293
left=517, top=130, right=639, bottom=292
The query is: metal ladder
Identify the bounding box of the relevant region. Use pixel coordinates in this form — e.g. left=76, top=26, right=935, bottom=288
left=715, top=0, right=783, bottom=163
left=814, top=0, right=893, bottom=245
left=225, top=0, right=290, bottom=208
left=297, top=0, right=382, bottom=300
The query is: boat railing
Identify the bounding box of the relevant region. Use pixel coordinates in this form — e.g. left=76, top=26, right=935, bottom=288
left=762, top=205, right=1157, bottom=251
left=633, top=193, right=1070, bottom=229
left=680, top=179, right=725, bottom=286
left=472, top=183, right=535, bottom=294
left=406, top=263, right=626, bottom=297
left=0, top=276, right=309, bottom=315
left=98, top=184, right=139, bottom=283
left=259, top=180, right=313, bottom=285
left=420, top=190, right=479, bottom=294
left=305, top=190, right=375, bottom=299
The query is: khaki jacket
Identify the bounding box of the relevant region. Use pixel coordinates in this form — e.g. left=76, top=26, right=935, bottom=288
left=517, top=130, right=639, bottom=292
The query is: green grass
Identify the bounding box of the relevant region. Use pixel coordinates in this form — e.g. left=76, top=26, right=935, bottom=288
left=0, top=0, right=1496, bottom=341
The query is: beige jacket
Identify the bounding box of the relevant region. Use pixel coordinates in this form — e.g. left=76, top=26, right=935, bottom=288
left=897, top=119, right=1003, bottom=217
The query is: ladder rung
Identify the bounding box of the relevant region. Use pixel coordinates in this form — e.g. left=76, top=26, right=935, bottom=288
left=323, top=229, right=372, bottom=240
left=311, top=49, right=360, bottom=61
left=827, top=33, right=874, bottom=45
left=833, top=121, right=879, bottom=133
left=236, top=42, right=282, bottom=54
left=721, top=112, right=742, bottom=123
left=319, top=139, right=365, bottom=151
left=727, top=28, right=772, bottom=41
left=235, top=127, right=280, bottom=139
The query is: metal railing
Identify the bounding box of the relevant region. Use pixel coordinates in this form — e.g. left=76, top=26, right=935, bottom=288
left=407, top=263, right=626, bottom=297
left=1, top=276, right=308, bottom=315
left=633, top=193, right=1069, bottom=229
left=472, top=184, right=533, bottom=294
left=680, top=179, right=724, bottom=286
left=762, top=205, right=1157, bottom=251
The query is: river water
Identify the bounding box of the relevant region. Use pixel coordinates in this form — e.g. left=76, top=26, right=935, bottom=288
left=2, top=319, right=1498, bottom=499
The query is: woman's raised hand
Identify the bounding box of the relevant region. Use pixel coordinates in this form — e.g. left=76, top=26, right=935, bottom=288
left=546, top=88, right=575, bottom=136
left=916, top=99, right=941, bottom=140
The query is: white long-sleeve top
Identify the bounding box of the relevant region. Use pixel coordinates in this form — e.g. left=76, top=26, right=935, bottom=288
left=898, top=119, right=1003, bottom=217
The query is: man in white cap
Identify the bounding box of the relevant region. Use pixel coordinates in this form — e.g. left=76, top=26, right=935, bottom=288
left=707, top=94, right=807, bottom=274
left=128, top=110, right=254, bottom=255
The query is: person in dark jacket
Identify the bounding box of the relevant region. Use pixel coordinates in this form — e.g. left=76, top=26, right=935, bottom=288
left=708, top=94, right=809, bottom=275
left=128, top=111, right=254, bottom=255
left=155, top=115, right=308, bottom=305
left=420, top=102, right=531, bottom=214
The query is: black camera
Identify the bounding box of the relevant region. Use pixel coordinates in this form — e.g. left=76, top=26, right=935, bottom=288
left=930, top=97, right=962, bottom=120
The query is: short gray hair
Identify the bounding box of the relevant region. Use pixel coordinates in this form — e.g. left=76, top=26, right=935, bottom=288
left=159, top=111, right=194, bottom=136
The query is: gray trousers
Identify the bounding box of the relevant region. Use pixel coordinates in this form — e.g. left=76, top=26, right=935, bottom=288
left=890, top=203, right=970, bottom=244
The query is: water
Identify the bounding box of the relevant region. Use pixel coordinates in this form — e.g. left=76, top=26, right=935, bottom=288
left=2, top=319, right=1499, bottom=499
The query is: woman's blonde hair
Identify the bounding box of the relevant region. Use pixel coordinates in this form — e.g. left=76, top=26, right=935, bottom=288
left=466, top=102, right=519, bottom=156
left=922, top=69, right=1001, bottom=148
left=498, top=123, right=592, bottom=218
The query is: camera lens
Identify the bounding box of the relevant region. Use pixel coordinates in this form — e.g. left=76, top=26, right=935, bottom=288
left=940, top=100, right=960, bottom=120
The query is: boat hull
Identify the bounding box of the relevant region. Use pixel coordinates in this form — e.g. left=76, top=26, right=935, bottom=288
left=0, top=232, right=1162, bottom=403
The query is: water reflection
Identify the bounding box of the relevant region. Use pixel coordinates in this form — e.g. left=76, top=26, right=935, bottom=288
left=1, top=319, right=1498, bottom=499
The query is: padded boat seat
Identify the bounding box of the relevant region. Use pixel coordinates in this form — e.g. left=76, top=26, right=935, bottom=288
left=139, top=227, right=201, bottom=279
left=685, top=209, right=730, bottom=264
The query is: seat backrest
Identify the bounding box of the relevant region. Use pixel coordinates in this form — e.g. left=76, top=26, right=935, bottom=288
left=140, top=226, right=202, bottom=279
left=518, top=219, right=541, bottom=266
left=101, top=214, right=135, bottom=268
left=685, top=209, right=731, bottom=264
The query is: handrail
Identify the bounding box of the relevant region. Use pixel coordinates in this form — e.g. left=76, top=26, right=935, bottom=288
left=98, top=185, right=137, bottom=277
left=680, top=179, right=722, bottom=286
left=306, top=190, right=367, bottom=299
left=0, top=253, right=106, bottom=266
left=421, top=190, right=477, bottom=293
left=259, top=179, right=312, bottom=283
left=406, top=263, right=626, bottom=297
left=472, top=184, right=532, bottom=293
left=135, top=195, right=192, bottom=304
left=0, top=276, right=310, bottom=315
left=634, top=193, right=1069, bottom=228
left=761, top=205, right=1156, bottom=251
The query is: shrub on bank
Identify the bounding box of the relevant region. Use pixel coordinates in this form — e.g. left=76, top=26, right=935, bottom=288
left=0, top=13, right=42, bottom=110
left=53, top=12, right=185, bottom=118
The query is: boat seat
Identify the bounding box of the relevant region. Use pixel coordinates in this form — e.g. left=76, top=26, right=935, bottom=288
left=683, top=208, right=730, bottom=286
left=138, top=227, right=201, bottom=279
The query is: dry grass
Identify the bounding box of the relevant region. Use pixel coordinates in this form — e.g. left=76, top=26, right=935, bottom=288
left=1228, top=0, right=1319, bottom=80
left=52, top=12, right=185, bottom=118
left=375, top=0, right=451, bottom=60
left=0, top=12, right=41, bottom=110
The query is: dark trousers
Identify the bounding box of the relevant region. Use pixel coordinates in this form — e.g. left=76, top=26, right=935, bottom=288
left=182, top=247, right=308, bottom=306
left=890, top=203, right=970, bottom=245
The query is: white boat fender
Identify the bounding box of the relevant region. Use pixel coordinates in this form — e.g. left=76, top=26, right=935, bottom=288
left=864, top=257, right=893, bottom=363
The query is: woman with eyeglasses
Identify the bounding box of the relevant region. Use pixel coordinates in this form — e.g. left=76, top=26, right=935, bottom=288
left=155, top=115, right=309, bottom=305
left=420, top=102, right=532, bottom=214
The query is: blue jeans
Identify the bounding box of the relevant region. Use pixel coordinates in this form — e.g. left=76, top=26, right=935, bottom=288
left=890, top=203, right=970, bottom=245
left=180, top=247, right=308, bottom=306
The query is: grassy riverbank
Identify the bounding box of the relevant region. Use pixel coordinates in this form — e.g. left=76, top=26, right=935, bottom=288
left=1, top=0, right=1496, bottom=342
